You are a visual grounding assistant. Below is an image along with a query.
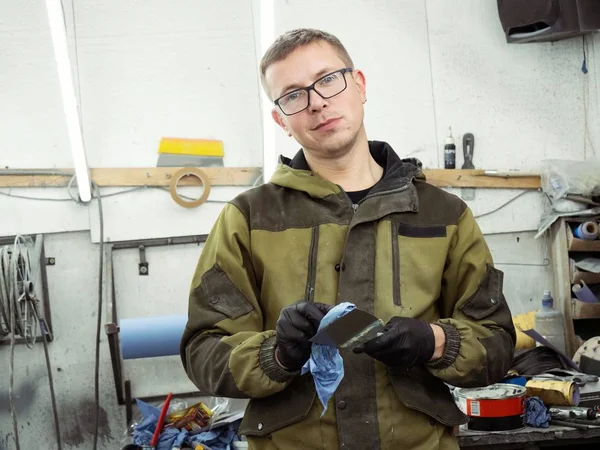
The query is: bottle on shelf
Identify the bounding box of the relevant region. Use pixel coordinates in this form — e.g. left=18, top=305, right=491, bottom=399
left=444, top=127, right=456, bottom=169
left=534, top=290, right=567, bottom=355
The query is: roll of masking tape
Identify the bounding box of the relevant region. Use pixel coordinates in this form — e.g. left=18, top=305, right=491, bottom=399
left=169, top=168, right=211, bottom=208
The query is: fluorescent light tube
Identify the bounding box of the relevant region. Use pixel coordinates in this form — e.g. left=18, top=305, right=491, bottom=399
left=45, top=0, right=92, bottom=202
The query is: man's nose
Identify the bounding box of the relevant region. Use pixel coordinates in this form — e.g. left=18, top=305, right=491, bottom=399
left=308, top=89, right=327, bottom=112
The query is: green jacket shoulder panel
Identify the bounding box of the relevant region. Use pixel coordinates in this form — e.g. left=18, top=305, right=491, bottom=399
left=230, top=183, right=352, bottom=232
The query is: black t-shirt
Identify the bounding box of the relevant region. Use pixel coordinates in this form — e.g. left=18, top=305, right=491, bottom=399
left=287, top=148, right=387, bottom=205
left=345, top=162, right=386, bottom=204
left=346, top=187, right=371, bottom=204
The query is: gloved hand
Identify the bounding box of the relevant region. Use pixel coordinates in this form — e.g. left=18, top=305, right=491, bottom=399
left=353, top=316, right=435, bottom=369
left=275, top=301, right=332, bottom=371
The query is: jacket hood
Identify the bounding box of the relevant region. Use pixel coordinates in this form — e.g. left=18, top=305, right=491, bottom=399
left=270, top=140, right=424, bottom=199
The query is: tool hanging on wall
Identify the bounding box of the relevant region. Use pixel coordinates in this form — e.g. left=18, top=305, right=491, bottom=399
left=461, top=133, right=475, bottom=200
left=157, top=137, right=225, bottom=167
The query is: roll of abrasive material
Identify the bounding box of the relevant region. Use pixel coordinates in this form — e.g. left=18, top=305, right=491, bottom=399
left=572, top=281, right=599, bottom=303
left=526, top=379, right=580, bottom=407
left=455, top=384, right=526, bottom=431
left=512, top=311, right=537, bottom=349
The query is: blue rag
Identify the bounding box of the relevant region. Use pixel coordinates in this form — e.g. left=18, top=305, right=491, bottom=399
left=132, top=399, right=189, bottom=449
left=189, top=419, right=241, bottom=450
left=525, top=397, right=551, bottom=428
left=132, top=414, right=187, bottom=450
left=302, top=302, right=356, bottom=415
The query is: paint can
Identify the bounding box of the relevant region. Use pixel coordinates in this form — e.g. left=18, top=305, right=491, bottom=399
left=455, top=383, right=526, bottom=432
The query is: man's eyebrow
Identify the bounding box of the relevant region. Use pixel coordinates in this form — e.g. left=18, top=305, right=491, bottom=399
left=277, top=67, right=337, bottom=98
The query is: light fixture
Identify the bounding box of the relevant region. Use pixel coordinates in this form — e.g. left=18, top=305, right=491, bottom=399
left=259, top=0, right=276, bottom=183
left=44, top=0, right=92, bottom=202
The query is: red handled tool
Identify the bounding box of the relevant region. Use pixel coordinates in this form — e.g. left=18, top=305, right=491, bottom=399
left=150, top=392, right=173, bottom=448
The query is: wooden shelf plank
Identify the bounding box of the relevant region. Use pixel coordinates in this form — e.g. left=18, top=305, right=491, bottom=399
left=0, top=167, right=263, bottom=187
left=0, top=168, right=541, bottom=189
left=423, top=169, right=540, bottom=189
left=550, top=218, right=578, bottom=356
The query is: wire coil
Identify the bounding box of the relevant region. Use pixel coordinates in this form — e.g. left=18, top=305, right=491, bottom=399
left=0, top=235, right=38, bottom=345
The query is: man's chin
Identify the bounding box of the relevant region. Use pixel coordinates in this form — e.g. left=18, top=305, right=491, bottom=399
left=315, top=131, right=358, bottom=156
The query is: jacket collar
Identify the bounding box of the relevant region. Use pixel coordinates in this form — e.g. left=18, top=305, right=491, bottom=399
left=276, top=140, right=423, bottom=194
left=271, top=141, right=422, bottom=220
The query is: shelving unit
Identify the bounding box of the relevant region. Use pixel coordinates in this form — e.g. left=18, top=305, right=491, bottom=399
left=549, top=215, right=600, bottom=356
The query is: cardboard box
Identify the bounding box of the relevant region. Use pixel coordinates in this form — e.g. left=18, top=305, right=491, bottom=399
left=569, top=259, right=600, bottom=285
left=165, top=402, right=214, bottom=432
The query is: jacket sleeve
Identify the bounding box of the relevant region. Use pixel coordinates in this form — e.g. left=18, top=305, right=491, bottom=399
left=180, top=203, right=296, bottom=399
left=426, top=206, right=517, bottom=388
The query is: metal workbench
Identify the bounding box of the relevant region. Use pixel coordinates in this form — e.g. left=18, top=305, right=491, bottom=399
left=458, top=424, right=600, bottom=449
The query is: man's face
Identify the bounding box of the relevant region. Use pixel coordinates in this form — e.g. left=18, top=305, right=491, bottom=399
left=265, top=41, right=367, bottom=159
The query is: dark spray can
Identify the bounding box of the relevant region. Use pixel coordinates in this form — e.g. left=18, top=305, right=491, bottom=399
left=444, top=127, right=456, bottom=169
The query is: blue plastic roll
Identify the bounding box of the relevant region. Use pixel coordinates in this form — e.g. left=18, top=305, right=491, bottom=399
left=120, top=315, right=188, bottom=359
left=573, top=221, right=599, bottom=240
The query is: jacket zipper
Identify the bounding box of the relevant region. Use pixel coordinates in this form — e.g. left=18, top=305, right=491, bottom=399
left=391, top=221, right=401, bottom=306
left=358, top=182, right=411, bottom=205
left=347, top=182, right=412, bottom=305
left=347, top=182, right=411, bottom=214
left=304, top=226, right=319, bottom=302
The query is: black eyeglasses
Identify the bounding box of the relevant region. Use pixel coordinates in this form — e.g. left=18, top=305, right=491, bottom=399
left=274, top=67, right=353, bottom=116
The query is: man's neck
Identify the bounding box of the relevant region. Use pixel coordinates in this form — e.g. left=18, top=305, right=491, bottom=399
left=304, top=135, right=383, bottom=192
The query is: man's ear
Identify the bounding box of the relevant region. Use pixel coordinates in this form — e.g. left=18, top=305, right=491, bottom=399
left=271, top=108, right=292, bottom=136
left=353, top=69, right=367, bottom=103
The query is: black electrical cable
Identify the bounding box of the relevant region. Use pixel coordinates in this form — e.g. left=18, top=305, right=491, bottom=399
left=92, top=181, right=104, bottom=450
left=5, top=236, right=37, bottom=450
left=31, top=303, right=62, bottom=449
left=4, top=235, right=62, bottom=450
left=9, top=293, right=21, bottom=450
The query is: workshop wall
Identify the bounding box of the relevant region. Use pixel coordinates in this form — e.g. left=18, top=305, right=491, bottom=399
left=272, top=0, right=600, bottom=235
left=0, top=0, right=597, bottom=449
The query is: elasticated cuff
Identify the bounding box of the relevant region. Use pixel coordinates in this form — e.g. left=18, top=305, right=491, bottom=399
left=426, top=322, right=461, bottom=370
left=258, top=335, right=300, bottom=382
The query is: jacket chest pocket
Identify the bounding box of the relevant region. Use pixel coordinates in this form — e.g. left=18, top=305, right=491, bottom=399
left=391, top=222, right=450, bottom=308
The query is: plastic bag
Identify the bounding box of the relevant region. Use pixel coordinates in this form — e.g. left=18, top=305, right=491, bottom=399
left=119, top=398, right=190, bottom=447
left=205, top=397, right=231, bottom=423
left=196, top=397, right=248, bottom=433
left=541, top=159, right=600, bottom=199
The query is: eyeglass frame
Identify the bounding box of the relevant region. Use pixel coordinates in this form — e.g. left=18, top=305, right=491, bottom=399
left=273, top=67, right=354, bottom=116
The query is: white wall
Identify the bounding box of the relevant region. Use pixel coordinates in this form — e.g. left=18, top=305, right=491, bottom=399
left=0, top=0, right=597, bottom=448
left=273, top=0, right=600, bottom=235
left=1, top=0, right=264, bottom=241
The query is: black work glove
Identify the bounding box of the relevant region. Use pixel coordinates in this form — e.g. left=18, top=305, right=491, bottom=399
left=275, top=301, right=332, bottom=371
left=353, top=316, right=436, bottom=369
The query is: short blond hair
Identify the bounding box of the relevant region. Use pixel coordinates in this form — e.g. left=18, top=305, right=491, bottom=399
left=259, top=28, right=354, bottom=99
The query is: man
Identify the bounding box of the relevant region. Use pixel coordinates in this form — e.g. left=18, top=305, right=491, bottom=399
left=181, top=28, right=516, bottom=450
